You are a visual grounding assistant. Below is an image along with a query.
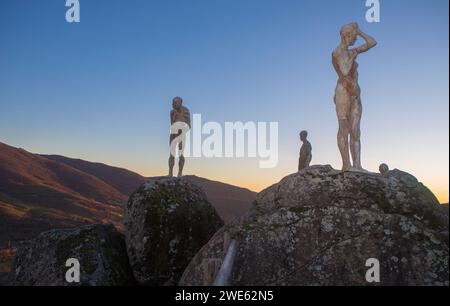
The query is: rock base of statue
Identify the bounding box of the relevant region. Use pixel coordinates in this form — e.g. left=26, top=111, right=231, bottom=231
left=180, top=165, right=449, bottom=286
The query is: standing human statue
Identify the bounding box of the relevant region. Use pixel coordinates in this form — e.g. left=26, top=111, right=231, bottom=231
left=298, top=130, right=312, bottom=171
left=168, top=96, right=191, bottom=177
left=332, top=22, right=377, bottom=171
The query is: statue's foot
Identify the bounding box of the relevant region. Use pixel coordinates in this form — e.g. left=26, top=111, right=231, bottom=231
left=342, top=164, right=352, bottom=171
left=177, top=171, right=183, bottom=178
left=168, top=170, right=173, bottom=177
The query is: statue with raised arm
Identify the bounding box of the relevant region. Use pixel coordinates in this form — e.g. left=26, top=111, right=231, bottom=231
left=332, top=23, right=377, bottom=171
left=168, top=96, right=191, bottom=177
left=298, top=130, right=312, bottom=171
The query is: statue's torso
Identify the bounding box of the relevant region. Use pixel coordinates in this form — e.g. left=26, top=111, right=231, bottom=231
left=299, top=141, right=312, bottom=161
left=171, top=106, right=190, bottom=124
left=298, top=141, right=312, bottom=169
left=334, top=48, right=360, bottom=97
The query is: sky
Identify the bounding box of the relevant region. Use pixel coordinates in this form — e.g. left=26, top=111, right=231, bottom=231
left=0, top=0, right=448, bottom=203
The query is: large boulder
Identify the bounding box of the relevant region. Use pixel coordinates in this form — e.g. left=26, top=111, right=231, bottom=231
left=124, top=177, right=224, bottom=285
left=180, top=165, right=449, bottom=286
left=11, top=224, right=134, bottom=286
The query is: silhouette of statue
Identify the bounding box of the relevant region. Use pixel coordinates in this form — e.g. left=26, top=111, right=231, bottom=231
left=168, top=97, right=191, bottom=177
left=332, top=22, right=377, bottom=171
left=298, top=130, right=312, bottom=171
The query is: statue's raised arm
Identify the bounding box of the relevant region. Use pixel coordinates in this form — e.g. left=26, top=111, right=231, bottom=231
left=354, top=27, right=377, bottom=54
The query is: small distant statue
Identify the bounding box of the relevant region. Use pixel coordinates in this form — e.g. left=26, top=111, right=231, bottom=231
left=168, top=97, right=191, bottom=177
left=332, top=22, right=377, bottom=171
left=379, top=163, right=389, bottom=176
left=298, top=130, right=312, bottom=171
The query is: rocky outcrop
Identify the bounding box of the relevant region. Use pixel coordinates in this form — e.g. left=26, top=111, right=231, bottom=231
left=440, top=204, right=449, bottom=216
left=124, top=177, right=224, bottom=285
left=180, top=165, right=449, bottom=286
left=11, top=224, right=134, bottom=286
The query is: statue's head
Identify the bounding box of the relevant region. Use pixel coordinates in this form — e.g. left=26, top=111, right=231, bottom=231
left=379, top=163, right=389, bottom=174
left=172, top=97, right=183, bottom=110
left=300, top=130, right=308, bottom=141
left=340, top=23, right=359, bottom=47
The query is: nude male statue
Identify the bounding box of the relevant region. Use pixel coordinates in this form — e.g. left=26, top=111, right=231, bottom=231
left=298, top=130, right=312, bottom=171
left=332, top=23, right=377, bottom=171
left=169, top=96, right=191, bottom=177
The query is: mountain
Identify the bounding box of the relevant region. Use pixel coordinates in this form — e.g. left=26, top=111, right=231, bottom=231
left=0, top=142, right=255, bottom=248
left=0, top=142, right=129, bottom=247
left=42, top=155, right=145, bottom=196
left=41, top=157, right=256, bottom=223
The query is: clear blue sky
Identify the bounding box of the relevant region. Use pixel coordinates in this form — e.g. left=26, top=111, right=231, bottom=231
left=0, top=0, right=448, bottom=202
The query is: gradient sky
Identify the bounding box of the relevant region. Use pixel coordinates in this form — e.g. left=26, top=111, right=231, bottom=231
left=0, top=0, right=448, bottom=203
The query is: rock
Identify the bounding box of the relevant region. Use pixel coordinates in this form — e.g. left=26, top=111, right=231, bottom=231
left=180, top=165, right=449, bottom=286
left=124, top=177, right=224, bottom=285
left=11, top=224, right=134, bottom=286
left=439, top=204, right=449, bottom=216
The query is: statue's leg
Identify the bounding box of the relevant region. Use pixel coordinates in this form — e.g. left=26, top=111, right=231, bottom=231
left=337, top=119, right=351, bottom=171
left=335, top=88, right=352, bottom=171
left=178, top=156, right=185, bottom=177
left=298, top=157, right=304, bottom=171
left=168, top=134, right=176, bottom=177
left=349, top=99, right=363, bottom=169
left=168, top=156, right=175, bottom=177
left=177, top=138, right=185, bottom=177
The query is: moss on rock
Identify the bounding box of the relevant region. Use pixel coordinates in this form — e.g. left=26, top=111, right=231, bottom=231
left=124, top=177, right=223, bottom=285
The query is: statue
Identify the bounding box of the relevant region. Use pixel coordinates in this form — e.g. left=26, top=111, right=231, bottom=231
left=332, top=22, right=377, bottom=171
left=168, top=97, right=191, bottom=177
left=379, top=163, right=389, bottom=176
left=298, top=130, right=312, bottom=171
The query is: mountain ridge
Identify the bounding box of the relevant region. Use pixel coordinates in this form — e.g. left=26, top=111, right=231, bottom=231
left=0, top=142, right=255, bottom=247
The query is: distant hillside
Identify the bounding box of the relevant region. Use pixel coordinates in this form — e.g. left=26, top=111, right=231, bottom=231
left=0, top=142, right=255, bottom=247
left=42, top=155, right=146, bottom=196
left=45, top=158, right=256, bottom=224
left=0, top=142, right=129, bottom=246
